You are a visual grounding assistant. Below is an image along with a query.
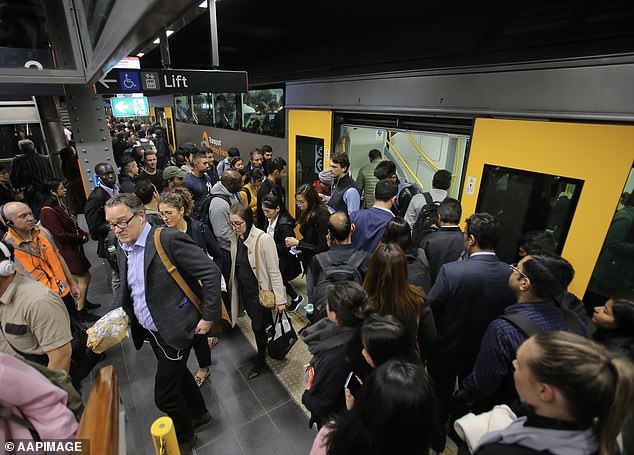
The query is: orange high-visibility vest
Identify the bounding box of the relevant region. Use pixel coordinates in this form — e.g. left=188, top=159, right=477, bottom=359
left=4, top=226, right=70, bottom=297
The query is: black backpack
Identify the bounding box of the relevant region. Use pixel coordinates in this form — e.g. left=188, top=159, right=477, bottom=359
left=199, top=193, right=232, bottom=226
left=394, top=182, right=421, bottom=217
left=412, top=192, right=442, bottom=244
left=310, top=250, right=367, bottom=323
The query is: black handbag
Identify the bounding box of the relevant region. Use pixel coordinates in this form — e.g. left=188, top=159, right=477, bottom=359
left=267, top=311, right=298, bottom=360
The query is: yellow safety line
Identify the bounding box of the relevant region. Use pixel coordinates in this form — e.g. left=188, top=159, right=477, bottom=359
left=385, top=139, right=424, bottom=188
left=405, top=133, right=442, bottom=171
left=450, top=138, right=461, bottom=196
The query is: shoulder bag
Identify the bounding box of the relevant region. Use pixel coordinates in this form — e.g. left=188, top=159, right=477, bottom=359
left=255, top=233, right=276, bottom=309
left=154, top=228, right=231, bottom=325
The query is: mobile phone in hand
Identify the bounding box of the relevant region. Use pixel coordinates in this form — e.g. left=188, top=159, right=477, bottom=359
left=344, top=371, right=362, bottom=396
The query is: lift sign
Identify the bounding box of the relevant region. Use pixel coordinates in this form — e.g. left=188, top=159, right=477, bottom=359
left=111, top=96, right=150, bottom=117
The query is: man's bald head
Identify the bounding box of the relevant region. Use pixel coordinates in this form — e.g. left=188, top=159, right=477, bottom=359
left=221, top=169, right=243, bottom=194
left=2, top=201, right=27, bottom=221
left=2, top=201, right=34, bottom=233
left=328, top=211, right=352, bottom=243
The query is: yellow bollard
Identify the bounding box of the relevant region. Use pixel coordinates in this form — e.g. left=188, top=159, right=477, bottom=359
left=151, top=416, right=180, bottom=455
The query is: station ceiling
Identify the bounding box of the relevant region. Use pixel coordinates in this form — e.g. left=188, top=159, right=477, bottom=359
left=140, top=0, right=634, bottom=86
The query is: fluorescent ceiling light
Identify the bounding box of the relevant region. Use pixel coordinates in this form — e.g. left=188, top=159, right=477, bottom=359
left=152, top=30, right=174, bottom=44
left=199, top=1, right=208, bottom=7
left=137, top=52, right=144, bottom=57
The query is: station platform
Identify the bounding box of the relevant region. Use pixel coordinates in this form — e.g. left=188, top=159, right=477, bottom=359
left=79, top=227, right=317, bottom=454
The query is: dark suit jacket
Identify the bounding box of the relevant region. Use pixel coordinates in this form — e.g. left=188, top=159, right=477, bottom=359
left=421, top=226, right=465, bottom=283
left=115, top=225, right=222, bottom=350
left=427, top=253, right=515, bottom=372
left=84, top=187, right=111, bottom=258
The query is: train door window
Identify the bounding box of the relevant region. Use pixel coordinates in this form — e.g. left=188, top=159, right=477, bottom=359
left=296, top=136, right=324, bottom=192
left=584, top=164, right=634, bottom=309
left=475, top=165, right=583, bottom=264
left=174, top=96, right=193, bottom=123
left=339, top=126, right=468, bottom=201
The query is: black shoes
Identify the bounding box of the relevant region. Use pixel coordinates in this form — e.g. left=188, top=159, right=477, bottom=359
left=287, top=295, right=304, bottom=312
left=178, top=434, right=197, bottom=455
left=247, top=359, right=265, bottom=380
left=192, top=411, right=211, bottom=430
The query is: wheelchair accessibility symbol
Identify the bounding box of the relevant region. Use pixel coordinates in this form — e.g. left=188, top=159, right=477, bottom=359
left=120, top=72, right=140, bottom=91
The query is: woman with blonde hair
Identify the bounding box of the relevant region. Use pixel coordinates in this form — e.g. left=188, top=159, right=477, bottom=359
left=475, top=331, right=634, bottom=455
left=362, top=243, right=436, bottom=359
left=159, top=187, right=224, bottom=387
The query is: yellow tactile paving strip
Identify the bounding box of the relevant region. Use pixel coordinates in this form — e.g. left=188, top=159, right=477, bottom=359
left=236, top=276, right=458, bottom=455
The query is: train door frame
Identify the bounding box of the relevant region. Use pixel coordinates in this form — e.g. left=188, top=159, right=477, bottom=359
left=287, top=109, right=333, bottom=218
left=462, top=117, right=634, bottom=297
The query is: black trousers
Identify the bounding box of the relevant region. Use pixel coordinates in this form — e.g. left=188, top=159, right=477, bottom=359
left=146, top=330, right=207, bottom=443
left=192, top=333, right=212, bottom=369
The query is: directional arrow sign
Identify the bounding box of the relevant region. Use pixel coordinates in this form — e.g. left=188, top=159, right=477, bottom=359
left=95, top=68, right=248, bottom=95
left=98, top=75, right=117, bottom=89
left=111, top=96, right=149, bottom=117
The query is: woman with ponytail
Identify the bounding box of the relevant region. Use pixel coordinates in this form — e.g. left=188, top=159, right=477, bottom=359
left=475, top=331, right=634, bottom=455
left=301, top=281, right=372, bottom=428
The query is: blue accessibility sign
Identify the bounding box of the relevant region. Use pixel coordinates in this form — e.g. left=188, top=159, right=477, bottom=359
left=119, top=71, right=141, bottom=91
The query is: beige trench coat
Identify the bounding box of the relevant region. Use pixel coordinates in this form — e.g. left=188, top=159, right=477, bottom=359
left=229, top=226, right=287, bottom=326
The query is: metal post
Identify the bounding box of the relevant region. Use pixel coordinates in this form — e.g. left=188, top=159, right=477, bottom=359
left=160, top=27, right=172, bottom=70
left=34, top=96, right=67, bottom=178
left=209, top=0, right=220, bottom=69
left=64, top=85, right=112, bottom=195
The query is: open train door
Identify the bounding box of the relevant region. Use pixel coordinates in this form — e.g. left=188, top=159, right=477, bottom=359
left=461, top=118, right=634, bottom=297
left=287, top=109, right=333, bottom=218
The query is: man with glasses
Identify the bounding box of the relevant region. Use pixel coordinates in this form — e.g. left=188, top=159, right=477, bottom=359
left=426, top=212, right=515, bottom=452
left=105, top=193, right=222, bottom=454
left=462, top=251, right=586, bottom=412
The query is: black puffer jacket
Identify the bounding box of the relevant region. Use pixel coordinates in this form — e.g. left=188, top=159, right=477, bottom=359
left=270, top=211, right=302, bottom=281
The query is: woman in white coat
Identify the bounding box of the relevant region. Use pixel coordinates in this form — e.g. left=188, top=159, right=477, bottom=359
left=229, top=202, right=287, bottom=378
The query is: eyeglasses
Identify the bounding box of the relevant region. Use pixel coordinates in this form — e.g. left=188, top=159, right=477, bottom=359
left=230, top=220, right=245, bottom=228
left=109, top=212, right=139, bottom=231
left=510, top=263, right=529, bottom=280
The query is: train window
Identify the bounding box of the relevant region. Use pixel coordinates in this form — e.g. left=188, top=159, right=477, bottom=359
left=584, top=165, right=634, bottom=310
left=174, top=96, right=194, bottom=123
left=212, top=93, right=239, bottom=130
left=338, top=126, right=468, bottom=201
left=241, top=89, right=284, bottom=137
left=475, top=165, right=583, bottom=264
left=296, top=136, right=324, bottom=192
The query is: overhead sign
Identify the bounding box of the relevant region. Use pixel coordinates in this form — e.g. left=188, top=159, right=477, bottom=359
left=111, top=96, right=150, bottom=117
left=96, top=68, right=248, bottom=95
left=114, top=56, right=141, bottom=70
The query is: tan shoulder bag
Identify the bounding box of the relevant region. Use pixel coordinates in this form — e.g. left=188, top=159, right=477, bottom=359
left=255, top=233, right=276, bottom=308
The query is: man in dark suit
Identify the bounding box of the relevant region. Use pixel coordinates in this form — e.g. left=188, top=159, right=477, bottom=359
left=426, top=212, right=515, bottom=449
left=85, top=162, right=120, bottom=293
left=105, top=193, right=222, bottom=454
left=420, top=198, right=466, bottom=284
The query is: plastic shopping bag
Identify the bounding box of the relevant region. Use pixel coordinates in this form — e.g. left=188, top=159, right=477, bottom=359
left=86, top=307, right=130, bottom=354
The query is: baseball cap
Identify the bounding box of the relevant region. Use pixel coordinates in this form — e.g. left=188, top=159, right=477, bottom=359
left=163, top=166, right=187, bottom=181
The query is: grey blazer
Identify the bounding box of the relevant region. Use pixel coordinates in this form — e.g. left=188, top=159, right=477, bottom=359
left=115, top=225, right=222, bottom=350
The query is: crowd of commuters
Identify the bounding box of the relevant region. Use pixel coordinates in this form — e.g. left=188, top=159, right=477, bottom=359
left=0, top=125, right=633, bottom=455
